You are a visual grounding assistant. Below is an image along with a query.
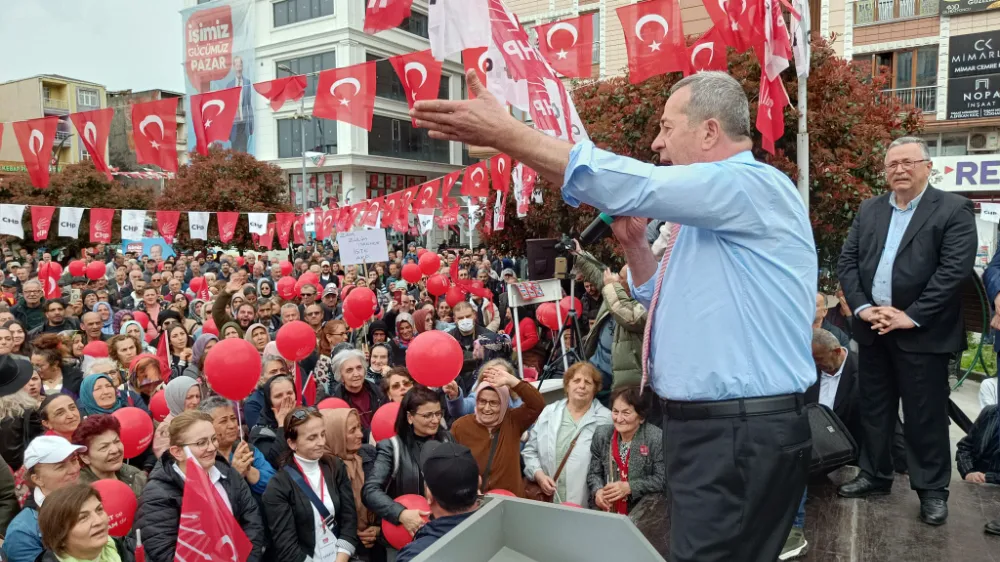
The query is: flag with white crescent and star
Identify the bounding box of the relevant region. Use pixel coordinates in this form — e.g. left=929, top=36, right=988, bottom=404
left=191, top=87, right=241, bottom=156
left=314, top=62, right=378, bottom=131
left=534, top=15, right=594, bottom=79
left=389, top=50, right=444, bottom=123
left=12, top=117, right=59, bottom=189
left=462, top=47, right=490, bottom=99
left=460, top=162, right=490, bottom=198
left=364, top=0, right=413, bottom=33
left=131, top=98, right=179, bottom=173
left=617, top=0, right=687, bottom=85
left=685, top=26, right=730, bottom=76
left=69, top=108, right=114, bottom=181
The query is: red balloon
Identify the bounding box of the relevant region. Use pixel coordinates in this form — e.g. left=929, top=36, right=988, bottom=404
left=148, top=390, right=169, bottom=422
left=69, top=260, right=86, bottom=277
left=344, top=287, right=377, bottom=321
left=343, top=307, right=366, bottom=329
left=559, top=296, right=583, bottom=321
left=294, top=278, right=316, bottom=297
left=445, top=285, right=465, bottom=307
left=112, top=407, right=153, bottom=459
left=416, top=249, right=427, bottom=258
left=486, top=489, right=516, bottom=497
left=189, top=277, right=204, bottom=292
left=426, top=274, right=449, bottom=297
left=91, top=479, right=137, bottom=537
left=276, top=276, right=299, bottom=300
left=300, top=272, right=320, bottom=287
left=276, top=320, right=317, bottom=362
left=204, top=338, right=263, bottom=400
left=48, top=262, right=63, bottom=278
left=418, top=252, right=441, bottom=276
left=201, top=317, right=219, bottom=337
left=132, top=311, right=150, bottom=330
left=382, top=494, right=430, bottom=549
left=318, top=397, right=350, bottom=410
left=82, top=341, right=108, bottom=358
left=371, top=402, right=401, bottom=442
left=280, top=260, right=293, bottom=276
left=401, top=263, right=423, bottom=284
left=85, top=261, right=105, bottom=281
left=236, top=256, right=246, bottom=266
left=406, top=330, right=463, bottom=387
left=536, top=302, right=559, bottom=330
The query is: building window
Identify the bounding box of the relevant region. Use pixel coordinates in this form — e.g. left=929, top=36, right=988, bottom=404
left=368, top=53, right=451, bottom=102
left=941, top=135, right=968, bottom=157
left=77, top=88, right=100, bottom=109
left=397, top=11, right=429, bottom=38
left=80, top=145, right=91, bottom=161
left=273, top=0, right=334, bottom=27
left=369, top=115, right=450, bottom=163
left=276, top=50, right=337, bottom=97
left=855, top=46, right=937, bottom=113
left=855, top=0, right=937, bottom=24
left=277, top=117, right=338, bottom=158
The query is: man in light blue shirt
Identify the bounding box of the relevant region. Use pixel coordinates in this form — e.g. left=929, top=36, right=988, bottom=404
left=411, top=70, right=816, bottom=562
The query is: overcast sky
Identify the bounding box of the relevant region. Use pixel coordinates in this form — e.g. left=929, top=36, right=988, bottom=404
left=0, top=0, right=185, bottom=92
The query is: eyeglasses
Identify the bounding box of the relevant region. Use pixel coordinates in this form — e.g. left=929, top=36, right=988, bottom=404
left=307, top=311, right=323, bottom=317
left=301, top=292, right=316, bottom=297
left=413, top=410, right=444, bottom=421
left=476, top=399, right=501, bottom=409
left=182, top=436, right=219, bottom=450
left=330, top=331, right=347, bottom=337
left=884, top=159, right=929, bottom=172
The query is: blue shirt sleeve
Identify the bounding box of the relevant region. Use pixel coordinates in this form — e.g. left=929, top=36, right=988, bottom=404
left=250, top=446, right=275, bottom=495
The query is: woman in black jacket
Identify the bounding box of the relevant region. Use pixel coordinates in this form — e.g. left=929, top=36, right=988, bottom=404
left=361, top=386, right=450, bottom=546
left=249, top=375, right=297, bottom=469
left=262, top=407, right=359, bottom=562
left=135, top=410, right=266, bottom=562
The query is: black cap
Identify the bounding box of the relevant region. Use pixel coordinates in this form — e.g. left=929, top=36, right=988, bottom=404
left=0, top=355, right=33, bottom=397
left=420, top=442, right=480, bottom=509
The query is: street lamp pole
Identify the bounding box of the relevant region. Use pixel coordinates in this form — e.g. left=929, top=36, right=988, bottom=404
left=278, top=65, right=310, bottom=216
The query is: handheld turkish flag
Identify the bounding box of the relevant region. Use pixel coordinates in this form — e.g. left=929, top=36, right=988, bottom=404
left=393, top=187, right=418, bottom=233
left=156, top=331, right=171, bottom=383
left=37, top=262, right=62, bottom=300
left=412, top=178, right=442, bottom=213
left=489, top=154, right=512, bottom=194
left=69, top=108, right=114, bottom=180
left=461, top=162, right=490, bottom=198
left=131, top=98, right=179, bottom=172
left=12, top=117, right=59, bottom=189
left=216, top=212, right=239, bottom=244
left=462, top=47, right=490, bottom=99
left=254, top=75, right=308, bottom=111
left=617, top=0, right=687, bottom=84
left=535, top=15, right=594, bottom=79
left=176, top=448, right=253, bottom=562
left=686, top=26, right=730, bottom=75
left=89, top=208, right=114, bottom=244
left=389, top=50, right=444, bottom=121
left=756, top=67, right=789, bottom=154
left=364, top=0, right=413, bottom=33
left=314, top=63, right=378, bottom=130
left=156, top=211, right=181, bottom=245
left=191, top=87, right=241, bottom=156
left=30, top=206, right=55, bottom=242
left=275, top=213, right=295, bottom=248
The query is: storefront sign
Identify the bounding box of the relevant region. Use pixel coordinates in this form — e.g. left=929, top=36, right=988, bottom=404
left=941, top=0, right=1000, bottom=16
left=931, top=154, right=1000, bottom=192
left=946, top=73, right=1000, bottom=120
left=950, top=31, right=1000, bottom=78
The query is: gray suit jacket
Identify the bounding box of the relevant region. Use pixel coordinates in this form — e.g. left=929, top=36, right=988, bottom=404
left=587, top=422, right=665, bottom=511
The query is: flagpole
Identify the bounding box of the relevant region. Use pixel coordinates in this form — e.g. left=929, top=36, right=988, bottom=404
left=796, top=22, right=810, bottom=215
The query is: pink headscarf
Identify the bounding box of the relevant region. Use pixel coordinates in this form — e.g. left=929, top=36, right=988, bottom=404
left=474, top=382, right=510, bottom=430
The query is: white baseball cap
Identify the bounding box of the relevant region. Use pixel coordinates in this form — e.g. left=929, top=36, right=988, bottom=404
left=24, top=436, right=86, bottom=470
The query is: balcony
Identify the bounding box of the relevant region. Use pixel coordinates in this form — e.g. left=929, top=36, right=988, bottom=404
left=884, top=85, right=937, bottom=113
left=42, top=97, right=69, bottom=112
left=855, top=0, right=938, bottom=24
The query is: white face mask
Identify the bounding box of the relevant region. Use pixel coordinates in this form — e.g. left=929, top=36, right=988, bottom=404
left=457, top=318, right=475, bottom=333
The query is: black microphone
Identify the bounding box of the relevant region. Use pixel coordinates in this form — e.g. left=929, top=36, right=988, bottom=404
left=579, top=213, right=615, bottom=245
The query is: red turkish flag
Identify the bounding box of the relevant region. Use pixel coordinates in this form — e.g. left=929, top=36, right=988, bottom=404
left=461, top=162, right=490, bottom=198
left=317, top=209, right=336, bottom=240
left=617, top=0, right=687, bottom=84
left=382, top=191, right=403, bottom=229
left=156, top=211, right=181, bottom=245
left=292, top=215, right=305, bottom=245
left=361, top=197, right=384, bottom=228
left=314, top=63, right=378, bottom=130
left=412, top=178, right=441, bottom=213
left=335, top=206, right=353, bottom=232
left=393, top=187, right=418, bottom=233
left=462, top=47, right=490, bottom=99
left=254, top=75, right=307, bottom=111
left=704, top=0, right=757, bottom=53
left=37, top=262, right=62, bottom=300
left=89, top=208, right=114, bottom=244
left=260, top=222, right=276, bottom=250
left=191, top=87, right=241, bottom=156
left=489, top=154, right=512, bottom=194
left=389, top=50, right=444, bottom=119
left=756, top=68, right=789, bottom=154
left=31, top=206, right=55, bottom=242
left=12, top=117, right=59, bottom=189
left=69, top=108, right=114, bottom=180
left=216, top=212, right=239, bottom=244
left=364, top=0, right=413, bottom=33
left=176, top=450, right=253, bottom=562
left=349, top=201, right=371, bottom=230
left=441, top=170, right=461, bottom=211
left=686, top=26, right=730, bottom=75
left=275, top=213, right=295, bottom=248
left=131, top=98, right=179, bottom=172
left=536, top=15, right=595, bottom=79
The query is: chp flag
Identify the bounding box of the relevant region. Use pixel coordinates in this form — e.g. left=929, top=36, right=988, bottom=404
left=30, top=206, right=55, bottom=242
left=58, top=207, right=85, bottom=239
left=0, top=205, right=26, bottom=238
left=188, top=212, right=210, bottom=240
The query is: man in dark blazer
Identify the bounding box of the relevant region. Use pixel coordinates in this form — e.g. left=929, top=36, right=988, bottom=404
left=836, top=136, right=978, bottom=526
left=806, top=328, right=860, bottom=440
left=226, top=55, right=254, bottom=153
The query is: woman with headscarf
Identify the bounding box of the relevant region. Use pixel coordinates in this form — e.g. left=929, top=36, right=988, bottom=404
left=93, top=302, right=115, bottom=337
left=243, top=344, right=291, bottom=428
left=82, top=290, right=98, bottom=312
left=120, top=321, right=154, bottom=354
left=152, top=376, right=203, bottom=458
left=257, top=279, right=274, bottom=300
left=249, top=375, right=297, bottom=469
left=128, top=354, right=164, bottom=404
left=451, top=367, right=545, bottom=497
left=411, top=308, right=434, bottom=335
left=323, top=407, right=382, bottom=558
left=388, top=312, right=415, bottom=366
left=111, top=310, right=133, bottom=336
left=221, top=321, right=243, bottom=339
left=77, top=371, right=127, bottom=417
left=182, top=333, right=217, bottom=380
left=243, top=323, right=270, bottom=354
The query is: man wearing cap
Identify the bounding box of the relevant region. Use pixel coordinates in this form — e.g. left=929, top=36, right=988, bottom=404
left=321, top=284, right=341, bottom=321
left=2, top=435, right=84, bottom=562
left=396, top=442, right=480, bottom=562
left=319, top=261, right=337, bottom=288
left=814, top=293, right=850, bottom=348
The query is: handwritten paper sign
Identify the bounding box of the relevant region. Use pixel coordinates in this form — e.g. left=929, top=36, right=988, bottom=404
left=337, top=229, right=389, bottom=265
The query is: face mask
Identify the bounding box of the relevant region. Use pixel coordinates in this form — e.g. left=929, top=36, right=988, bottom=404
left=457, top=318, right=474, bottom=333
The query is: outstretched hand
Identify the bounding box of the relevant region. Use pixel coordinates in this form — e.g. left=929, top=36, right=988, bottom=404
left=411, top=70, right=519, bottom=147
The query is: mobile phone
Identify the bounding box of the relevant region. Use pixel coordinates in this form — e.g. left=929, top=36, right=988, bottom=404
left=392, top=289, right=403, bottom=303
left=71, top=289, right=81, bottom=302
